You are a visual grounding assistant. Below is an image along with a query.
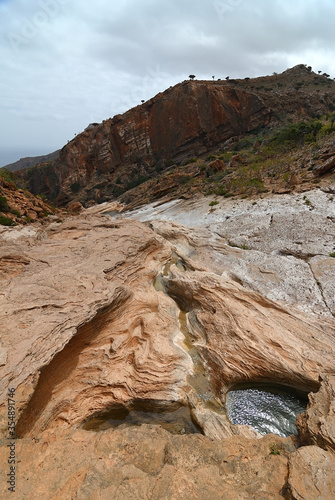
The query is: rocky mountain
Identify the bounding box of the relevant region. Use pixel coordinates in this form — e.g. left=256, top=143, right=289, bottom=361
left=17, top=65, right=335, bottom=207
left=0, top=170, right=58, bottom=226
left=2, top=150, right=59, bottom=172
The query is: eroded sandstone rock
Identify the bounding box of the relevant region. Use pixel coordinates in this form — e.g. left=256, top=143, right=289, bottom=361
left=296, top=375, right=335, bottom=452
left=287, top=445, right=335, bottom=500
left=0, top=426, right=297, bottom=499
left=0, top=206, right=335, bottom=498
left=124, top=188, right=335, bottom=317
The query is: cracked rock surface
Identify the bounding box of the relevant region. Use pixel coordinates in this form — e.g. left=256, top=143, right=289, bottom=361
left=122, top=188, right=335, bottom=317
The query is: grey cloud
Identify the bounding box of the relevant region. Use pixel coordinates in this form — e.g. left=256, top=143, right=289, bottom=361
left=0, top=0, right=335, bottom=162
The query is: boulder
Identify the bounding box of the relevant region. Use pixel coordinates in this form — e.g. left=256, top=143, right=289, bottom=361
left=67, top=201, right=83, bottom=212
left=25, top=209, right=38, bottom=221
left=313, top=156, right=335, bottom=176
left=209, top=159, right=225, bottom=172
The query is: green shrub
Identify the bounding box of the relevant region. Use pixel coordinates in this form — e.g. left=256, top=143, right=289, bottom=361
left=0, top=195, right=9, bottom=211
left=248, top=178, right=265, bottom=192
left=228, top=241, right=249, bottom=250
left=209, top=200, right=219, bottom=206
left=282, top=171, right=291, bottom=182
left=270, top=120, right=322, bottom=148
left=269, top=443, right=282, bottom=455
left=214, top=186, right=228, bottom=196
left=329, top=253, right=335, bottom=258
left=177, top=175, right=190, bottom=185
left=233, top=138, right=253, bottom=151
left=182, top=158, right=197, bottom=166
left=10, top=208, right=21, bottom=217
left=0, top=215, right=16, bottom=226
left=218, top=152, right=233, bottom=162
left=0, top=168, right=17, bottom=186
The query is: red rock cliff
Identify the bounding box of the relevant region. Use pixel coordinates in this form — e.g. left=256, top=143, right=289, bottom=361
left=18, top=66, right=335, bottom=206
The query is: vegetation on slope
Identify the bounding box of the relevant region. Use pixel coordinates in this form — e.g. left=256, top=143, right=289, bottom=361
left=118, top=114, right=335, bottom=209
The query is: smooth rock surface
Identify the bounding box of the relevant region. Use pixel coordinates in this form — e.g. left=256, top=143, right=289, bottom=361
left=119, top=188, right=335, bottom=316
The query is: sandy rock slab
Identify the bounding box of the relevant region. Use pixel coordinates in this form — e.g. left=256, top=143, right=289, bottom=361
left=287, top=446, right=335, bottom=500
left=0, top=212, right=335, bottom=498
left=0, top=214, right=190, bottom=436
left=0, top=426, right=296, bottom=500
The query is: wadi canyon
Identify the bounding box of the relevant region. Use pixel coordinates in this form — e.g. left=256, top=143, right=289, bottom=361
left=1, top=65, right=335, bottom=499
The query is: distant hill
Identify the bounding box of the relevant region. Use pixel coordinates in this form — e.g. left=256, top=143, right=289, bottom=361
left=3, top=150, right=59, bottom=172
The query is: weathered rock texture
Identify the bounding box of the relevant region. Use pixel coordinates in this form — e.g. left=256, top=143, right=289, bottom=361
left=296, top=375, right=335, bottom=451
left=18, top=65, right=335, bottom=206
left=122, top=188, right=335, bottom=317
left=0, top=426, right=298, bottom=499
left=0, top=195, right=335, bottom=497
left=287, top=445, right=335, bottom=500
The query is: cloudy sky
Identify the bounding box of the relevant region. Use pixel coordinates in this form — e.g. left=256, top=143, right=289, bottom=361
left=1, top=0, right=335, bottom=166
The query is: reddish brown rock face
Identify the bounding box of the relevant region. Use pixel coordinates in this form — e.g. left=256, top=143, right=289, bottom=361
left=18, top=67, right=335, bottom=207
left=17, top=81, right=274, bottom=205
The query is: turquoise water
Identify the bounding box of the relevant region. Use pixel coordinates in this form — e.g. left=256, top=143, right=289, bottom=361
left=226, top=385, right=308, bottom=437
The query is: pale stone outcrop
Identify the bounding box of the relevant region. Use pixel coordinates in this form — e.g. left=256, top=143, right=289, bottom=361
left=125, top=188, right=335, bottom=317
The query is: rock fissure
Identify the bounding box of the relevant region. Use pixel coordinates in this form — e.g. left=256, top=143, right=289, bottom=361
left=307, top=261, right=334, bottom=318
